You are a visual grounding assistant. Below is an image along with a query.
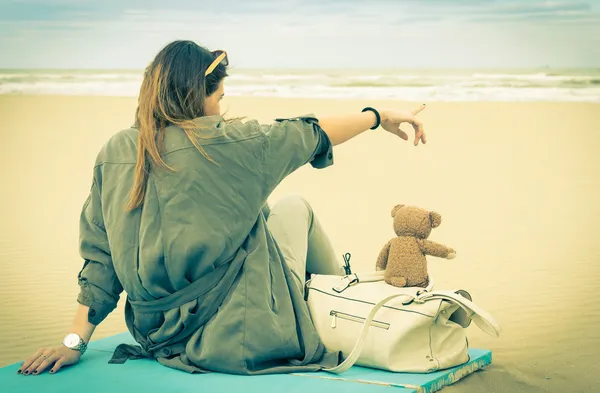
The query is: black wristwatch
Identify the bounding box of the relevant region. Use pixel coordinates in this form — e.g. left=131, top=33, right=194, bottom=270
left=361, top=107, right=381, bottom=130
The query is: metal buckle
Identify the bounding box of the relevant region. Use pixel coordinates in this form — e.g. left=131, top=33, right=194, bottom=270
left=342, top=252, right=352, bottom=275
left=304, top=278, right=313, bottom=301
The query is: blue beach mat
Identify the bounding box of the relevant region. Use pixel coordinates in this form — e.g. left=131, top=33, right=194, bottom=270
left=1, top=332, right=491, bottom=393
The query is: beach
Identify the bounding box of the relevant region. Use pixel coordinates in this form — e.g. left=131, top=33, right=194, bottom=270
left=1, top=94, right=599, bottom=392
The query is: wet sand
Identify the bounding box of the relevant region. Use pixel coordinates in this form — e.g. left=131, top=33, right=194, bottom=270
left=1, top=95, right=599, bottom=392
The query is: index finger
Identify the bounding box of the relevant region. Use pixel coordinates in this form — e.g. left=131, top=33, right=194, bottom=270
left=411, top=104, right=426, bottom=116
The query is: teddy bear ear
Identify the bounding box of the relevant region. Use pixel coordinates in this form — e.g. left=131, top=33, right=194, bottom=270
left=429, top=211, right=442, bottom=228
left=391, top=204, right=405, bottom=217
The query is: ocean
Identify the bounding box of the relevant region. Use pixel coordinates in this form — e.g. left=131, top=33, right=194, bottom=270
left=1, top=68, right=599, bottom=102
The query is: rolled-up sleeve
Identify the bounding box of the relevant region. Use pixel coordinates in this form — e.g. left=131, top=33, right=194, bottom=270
left=77, top=172, right=123, bottom=325
left=261, top=114, right=334, bottom=186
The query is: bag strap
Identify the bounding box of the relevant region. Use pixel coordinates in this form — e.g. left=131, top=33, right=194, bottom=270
left=322, top=289, right=500, bottom=374
left=334, top=271, right=435, bottom=291
left=331, top=271, right=385, bottom=293
left=418, top=291, right=501, bottom=338
left=323, top=293, right=415, bottom=374
left=353, top=271, right=385, bottom=282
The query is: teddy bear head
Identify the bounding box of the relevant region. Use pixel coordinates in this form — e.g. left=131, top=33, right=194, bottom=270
left=391, top=204, right=442, bottom=239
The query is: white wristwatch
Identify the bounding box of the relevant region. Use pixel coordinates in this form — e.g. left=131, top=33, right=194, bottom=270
left=62, top=333, right=88, bottom=354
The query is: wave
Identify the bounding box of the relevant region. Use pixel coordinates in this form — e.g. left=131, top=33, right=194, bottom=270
left=230, top=72, right=600, bottom=89
left=1, top=70, right=599, bottom=102
left=225, top=85, right=600, bottom=102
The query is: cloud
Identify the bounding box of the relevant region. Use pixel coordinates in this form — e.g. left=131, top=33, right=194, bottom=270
left=2, top=0, right=598, bottom=24
left=0, top=0, right=335, bottom=20
left=0, top=0, right=599, bottom=68
left=488, top=1, right=591, bottom=15
left=0, top=0, right=117, bottom=22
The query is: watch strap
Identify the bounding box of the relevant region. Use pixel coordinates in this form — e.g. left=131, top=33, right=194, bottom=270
left=74, top=338, right=88, bottom=354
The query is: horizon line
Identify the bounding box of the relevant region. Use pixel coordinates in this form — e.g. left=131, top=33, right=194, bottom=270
left=1, top=65, right=598, bottom=72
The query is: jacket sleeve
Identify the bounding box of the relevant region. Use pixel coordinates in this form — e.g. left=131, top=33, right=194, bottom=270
left=260, top=114, right=334, bottom=187
left=76, top=172, right=123, bottom=325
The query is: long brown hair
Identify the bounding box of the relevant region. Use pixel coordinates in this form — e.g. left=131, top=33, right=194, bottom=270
left=127, top=40, right=228, bottom=211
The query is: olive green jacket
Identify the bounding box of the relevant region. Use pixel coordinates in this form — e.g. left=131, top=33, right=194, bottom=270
left=76, top=115, right=339, bottom=374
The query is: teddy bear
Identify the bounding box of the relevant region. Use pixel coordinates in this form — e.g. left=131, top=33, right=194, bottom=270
left=376, top=204, right=456, bottom=288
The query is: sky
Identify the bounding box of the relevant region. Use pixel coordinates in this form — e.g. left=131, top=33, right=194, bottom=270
left=0, top=0, right=599, bottom=69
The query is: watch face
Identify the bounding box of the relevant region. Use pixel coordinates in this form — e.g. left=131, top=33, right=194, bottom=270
left=64, top=333, right=80, bottom=347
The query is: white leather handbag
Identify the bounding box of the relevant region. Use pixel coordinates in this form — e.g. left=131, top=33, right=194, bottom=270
left=305, top=271, right=501, bottom=374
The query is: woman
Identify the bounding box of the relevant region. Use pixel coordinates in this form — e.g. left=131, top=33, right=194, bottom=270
left=17, top=40, right=426, bottom=376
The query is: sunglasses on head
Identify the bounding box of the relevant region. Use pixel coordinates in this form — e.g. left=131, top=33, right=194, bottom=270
left=205, top=50, right=229, bottom=76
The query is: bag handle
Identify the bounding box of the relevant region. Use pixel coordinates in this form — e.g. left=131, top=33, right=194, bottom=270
left=331, top=271, right=435, bottom=293
left=322, top=289, right=500, bottom=374
left=323, top=293, right=415, bottom=374
left=418, top=291, right=501, bottom=338
left=353, top=271, right=385, bottom=282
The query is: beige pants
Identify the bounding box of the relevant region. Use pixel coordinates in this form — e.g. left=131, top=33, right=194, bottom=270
left=265, top=195, right=345, bottom=288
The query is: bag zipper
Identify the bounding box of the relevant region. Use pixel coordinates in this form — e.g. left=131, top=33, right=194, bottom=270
left=330, top=310, right=390, bottom=330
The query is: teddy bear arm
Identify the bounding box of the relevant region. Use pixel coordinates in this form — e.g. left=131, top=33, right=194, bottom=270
left=376, top=241, right=392, bottom=271
left=417, top=239, right=454, bottom=258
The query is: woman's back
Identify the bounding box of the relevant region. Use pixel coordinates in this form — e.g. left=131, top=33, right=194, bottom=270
left=98, top=117, right=266, bottom=296
left=81, top=113, right=336, bottom=373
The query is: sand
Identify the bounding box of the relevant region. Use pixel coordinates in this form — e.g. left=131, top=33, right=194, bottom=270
left=1, top=95, right=599, bottom=392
